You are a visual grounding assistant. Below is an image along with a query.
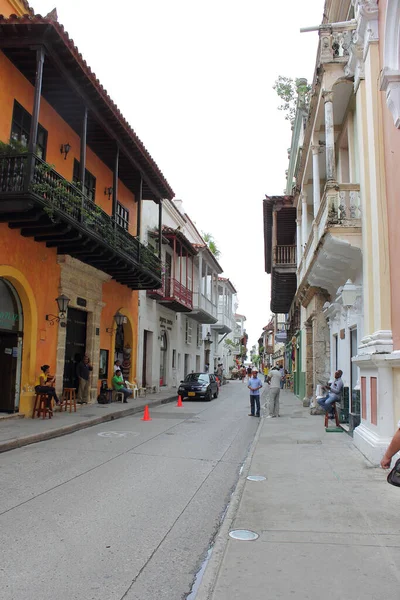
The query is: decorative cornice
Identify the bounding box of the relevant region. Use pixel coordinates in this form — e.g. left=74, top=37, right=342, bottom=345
left=346, top=0, right=378, bottom=90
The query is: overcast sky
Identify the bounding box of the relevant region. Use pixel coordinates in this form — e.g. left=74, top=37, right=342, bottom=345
left=33, top=0, right=325, bottom=348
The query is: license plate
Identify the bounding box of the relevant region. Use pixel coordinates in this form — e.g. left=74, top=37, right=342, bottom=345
left=188, top=392, right=196, bottom=397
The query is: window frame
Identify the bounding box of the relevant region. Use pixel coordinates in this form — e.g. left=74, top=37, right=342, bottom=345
left=73, top=159, right=96, bottom=202
left=115, top=202, right=129, bottom=231
left=10, top=100, right=48, bottom=160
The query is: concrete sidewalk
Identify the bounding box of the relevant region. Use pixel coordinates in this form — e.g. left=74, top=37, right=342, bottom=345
left=0, top=388, right=178, bottom=454
left=196, top=389, right=400, bottom=600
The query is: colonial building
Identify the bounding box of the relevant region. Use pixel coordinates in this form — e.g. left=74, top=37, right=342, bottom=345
left=0, top=1, right=173, bottom=414
left=264, top=0, right=400, bottom=463
left=138, top=198, right=239, bottom=391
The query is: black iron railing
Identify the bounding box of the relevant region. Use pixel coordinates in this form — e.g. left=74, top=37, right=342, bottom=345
left=0, top=153, right=161, bottom=276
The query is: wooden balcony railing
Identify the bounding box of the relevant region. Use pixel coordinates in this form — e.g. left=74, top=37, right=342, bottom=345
left=273, top=245, right=296, bottom=266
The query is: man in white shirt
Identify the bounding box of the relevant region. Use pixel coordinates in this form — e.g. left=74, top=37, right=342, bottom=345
left=267, top=366, right=282, bottom=418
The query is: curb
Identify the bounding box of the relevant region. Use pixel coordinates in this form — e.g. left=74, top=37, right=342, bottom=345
left=0, top=394, right=177, bottom=454
left=194, top=390, right=268, bottom=600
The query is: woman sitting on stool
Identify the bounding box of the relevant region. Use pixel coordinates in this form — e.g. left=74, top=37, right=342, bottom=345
left=35, top=365, right=61, bottom=412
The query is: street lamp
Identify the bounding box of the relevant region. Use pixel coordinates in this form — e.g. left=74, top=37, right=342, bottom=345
left=46, top=294, right=70, bottom=327
left=341, top=279, right=357, bottom=307
left=106, top=311, right=125, bottom=334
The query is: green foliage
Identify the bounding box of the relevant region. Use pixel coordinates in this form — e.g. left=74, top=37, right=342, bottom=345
left=0, top=139, right=28, bottom=156
left=202, top=231, right=221, bottom=258
left=273, top=76, right=311, bottom=125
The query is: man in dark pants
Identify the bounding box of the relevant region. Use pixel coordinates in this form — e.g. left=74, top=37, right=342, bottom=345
left=77, top=355, right=93, bottom=404
left=247, top=367, right=263, bottom=417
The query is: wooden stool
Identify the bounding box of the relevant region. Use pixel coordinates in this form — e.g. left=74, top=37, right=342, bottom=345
left=32, top=393, right=53, bottom=419
left=62, top=388, right=77, bottom=413
left=324, top=402, right=340, bottom=428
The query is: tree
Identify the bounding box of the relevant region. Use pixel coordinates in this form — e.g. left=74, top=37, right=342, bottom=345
left=202, top=232, right=221, bottom=258
left=273, top=76, right=311, bottom=126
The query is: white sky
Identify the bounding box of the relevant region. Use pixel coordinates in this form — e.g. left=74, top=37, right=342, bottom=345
left=32, top=0, right=325, bottom=348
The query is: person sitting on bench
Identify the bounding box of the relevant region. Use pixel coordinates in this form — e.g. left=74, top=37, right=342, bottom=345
left=317, top=370, right=343, bottom=415
left=111, top=369, right=133, bottom=403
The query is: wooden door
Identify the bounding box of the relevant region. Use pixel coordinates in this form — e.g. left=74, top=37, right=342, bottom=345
left=0, top=332, right=18, bottom=412
left=63, top=308, right=88, bottom=390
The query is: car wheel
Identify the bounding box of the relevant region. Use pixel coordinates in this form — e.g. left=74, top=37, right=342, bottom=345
left=206, top=390, right=213, bottom=402
left=213, top=387, right=219, bottom=399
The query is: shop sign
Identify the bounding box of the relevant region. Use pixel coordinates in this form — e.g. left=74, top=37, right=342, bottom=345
left=0, top=311, right=19, bottom=329
left=159, top=316, right=173, bottom=331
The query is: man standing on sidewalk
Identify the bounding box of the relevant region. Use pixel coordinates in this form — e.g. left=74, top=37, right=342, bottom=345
left=77, top=355, right=93, bottom=404
left=248, top=367, right=263, bottom=417
left=267, top=366, right=281, bottom=418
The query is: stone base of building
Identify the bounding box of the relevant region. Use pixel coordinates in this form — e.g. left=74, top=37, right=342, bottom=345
left=353, top=423, right=392, bottom=465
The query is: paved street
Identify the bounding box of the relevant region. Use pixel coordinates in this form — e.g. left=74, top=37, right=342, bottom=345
left=0, top=379, right=263, bottom=600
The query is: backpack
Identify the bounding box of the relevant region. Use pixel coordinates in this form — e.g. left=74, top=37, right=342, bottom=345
left=97, top=392, right=110, bottom=404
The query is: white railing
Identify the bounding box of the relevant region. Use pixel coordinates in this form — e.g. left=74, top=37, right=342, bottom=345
left=299, top=183, right=361, bottom=283
left=192, top=292, right=218, bottom=319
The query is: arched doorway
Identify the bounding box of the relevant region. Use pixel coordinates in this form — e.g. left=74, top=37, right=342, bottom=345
left=114, top=313, right=133, bottom=381
left=0, top=278, right=23, bottom=412
left=160, top=332, right=167, bottom=386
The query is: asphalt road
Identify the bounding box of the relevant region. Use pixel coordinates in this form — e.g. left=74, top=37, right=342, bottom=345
left=0, top=378, right=264, bottom=600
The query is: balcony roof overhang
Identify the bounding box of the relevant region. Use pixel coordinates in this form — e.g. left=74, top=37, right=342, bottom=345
left=263, top=195, right=294, bottom=274
left=162, top=227, right=198, bottom=256
left=0, top=15, right=174, bottom=202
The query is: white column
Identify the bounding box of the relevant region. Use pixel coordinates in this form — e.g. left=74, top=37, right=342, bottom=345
left=323, top=90, right=336, bottom=183
left=198, top=252, right=203, bottom=296
left=296, top=217, right=302, bottom=267
left=301, top=192, right=308, bottom=248
left=311, top=145, right=321, bottom=216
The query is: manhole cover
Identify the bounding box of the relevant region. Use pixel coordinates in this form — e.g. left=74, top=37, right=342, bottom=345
left=97, top=431, right=140, bottom=438
left=247, top=475, right=266, bottom=482
left=165, top=432, right=175, bottom=435
left=296, top=440, right=322, bottom=444
left=229, top=530, right=259, bottom=541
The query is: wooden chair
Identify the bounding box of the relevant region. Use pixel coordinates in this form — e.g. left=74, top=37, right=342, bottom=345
left=324, top=402, right=340, bottom=428
left=62, top=388, right=77, bottom=413
left=32, top=393, right=53, bottom=419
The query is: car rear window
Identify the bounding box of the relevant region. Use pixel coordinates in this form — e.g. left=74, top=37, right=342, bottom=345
left=184, top=373, right=209, bottom=383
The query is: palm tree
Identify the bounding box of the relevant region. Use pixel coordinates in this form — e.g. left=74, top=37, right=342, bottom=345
left=202, top=232, right=221, bottom=258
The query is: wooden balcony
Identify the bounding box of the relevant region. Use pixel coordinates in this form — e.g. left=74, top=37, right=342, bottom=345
left=273, top=245, right=296, bottom=270
left=153, top=277, right=193, bottom=312
left=0, top=153, right=161, bottom=289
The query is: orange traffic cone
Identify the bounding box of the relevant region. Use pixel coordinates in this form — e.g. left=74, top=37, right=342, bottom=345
left=141, top=405, right=152, bottom=421
left=176, top=394, right=183, bottom=407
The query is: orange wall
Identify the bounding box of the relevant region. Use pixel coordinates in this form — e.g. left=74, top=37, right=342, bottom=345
left=0, top=224, right=60, bottom=374
left=379, top=0, right=400, bottom=350
left=0, top=0, right=27, bottom=17
left=100, top=282, right=138, bottom=382
left=0, top=50, right=138, bottom=227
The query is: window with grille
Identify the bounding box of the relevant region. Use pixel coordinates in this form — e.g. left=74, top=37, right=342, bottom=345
left=115, top=202, right=129, bottom=230
left=73, top=159, right=96, bottom=202
left=196, top=324, right=202, bottom=347
left=11, top=100, right=48, bottom=159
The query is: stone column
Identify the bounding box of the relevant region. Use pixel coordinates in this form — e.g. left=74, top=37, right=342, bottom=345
left=311, top=145, right=321, bottom=216
left=296, top=218, right=302, bottom=267
left=323, top=90, right=336, bottom=183
left=198, top=251, right=203, bottom=297
left=301, top=192, right=308, bottom=249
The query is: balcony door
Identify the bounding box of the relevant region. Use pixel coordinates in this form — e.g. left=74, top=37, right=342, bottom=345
left=160, top=332, right=167, bottom=386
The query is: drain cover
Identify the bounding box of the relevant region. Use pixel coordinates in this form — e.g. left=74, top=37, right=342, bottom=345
left=247, top=475, right=266, bottom=482
left=229, top=530, right=259, bottom=541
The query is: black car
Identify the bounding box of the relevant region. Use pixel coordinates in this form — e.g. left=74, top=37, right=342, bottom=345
left=178, top=373, right=219, bottom=401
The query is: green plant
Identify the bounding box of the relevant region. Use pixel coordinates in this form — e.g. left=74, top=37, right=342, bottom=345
left=0, top=138, right=28, bottom=156
left=202, top=231, right=221, bottom=258
left=273, top=77, right=311, bottom=126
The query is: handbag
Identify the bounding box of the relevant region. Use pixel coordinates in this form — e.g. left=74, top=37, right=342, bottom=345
left=387, top=458, right=400, bottom=486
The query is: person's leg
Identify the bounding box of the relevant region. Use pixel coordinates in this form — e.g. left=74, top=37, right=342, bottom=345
left=255, top=395, right=260, bottom=417
left=47, top=386, right=60, bottom=406
left=35, top=385, right=53, bottom=409
left=77, top=377, right=85, bottom=404
left=317, top=394, right=330, bottom=410
left=249, top=395, right=255, bottom=416
left=274, top=390, right=281, bottom=416
left=120, top=387, right=132, bottom=402
left=83, top=379, right=90, bottom=403
left=268, top=389, right=277, bottom=416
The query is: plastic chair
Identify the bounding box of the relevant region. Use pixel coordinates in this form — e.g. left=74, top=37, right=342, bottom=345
left=125, top=381, right=138, bottom=398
